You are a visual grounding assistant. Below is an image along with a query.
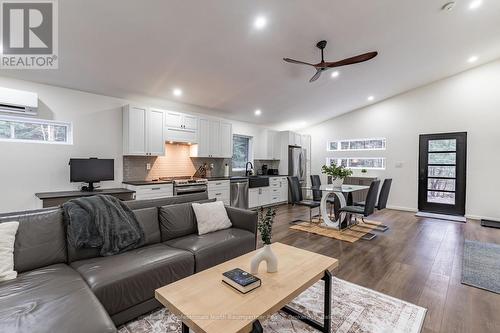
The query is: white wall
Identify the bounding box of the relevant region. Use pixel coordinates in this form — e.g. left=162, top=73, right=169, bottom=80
left=304, top=59, right=500, bottom=220
left=0, top=77, right=267, bottom=213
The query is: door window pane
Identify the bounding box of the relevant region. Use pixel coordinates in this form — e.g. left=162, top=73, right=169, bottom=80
left=428, top=179, right=455, bottom=191
left=428, top=153, right=456, bottom=165
left=427, top=191, right=455, bottom=205
left=429, top=139, right=456, bottom=152
left=428, top=166, right=456, bottom=178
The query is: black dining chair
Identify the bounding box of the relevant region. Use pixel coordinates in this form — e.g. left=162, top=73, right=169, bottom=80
left=354, top=178, right=392, bottom=231
left=338, top=180, right=380, bottom=240
left=288, top=176, right=320, bottom=224
left=310, top=175, right=337, bottom=217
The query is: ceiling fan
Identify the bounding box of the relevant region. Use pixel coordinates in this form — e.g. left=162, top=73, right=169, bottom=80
left=283, top=40, right=378, bottom=82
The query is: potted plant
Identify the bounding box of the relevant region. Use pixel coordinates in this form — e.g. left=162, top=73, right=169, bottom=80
left=321, top=163, right=353, bottom=187
left=361, top=168, right=368, bottom=175
left=250, top=207, right=278, bottom=274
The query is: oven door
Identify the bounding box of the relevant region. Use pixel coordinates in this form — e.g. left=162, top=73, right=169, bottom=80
left=174, top=185, right=207, bottom=196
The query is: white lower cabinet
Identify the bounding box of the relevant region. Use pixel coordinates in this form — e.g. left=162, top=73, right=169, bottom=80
left=248, top=187, right=270, bottom=209
left=208, top=180, right=230, bottom=205
left=249, top=177, right=288, bottom=208
left=124, top=184, right=173, bottom=200
left=270, top=177, right=288, bottom=203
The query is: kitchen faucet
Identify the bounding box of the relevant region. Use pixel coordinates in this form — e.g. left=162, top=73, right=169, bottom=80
left=245, top=161, right=254, bottom=176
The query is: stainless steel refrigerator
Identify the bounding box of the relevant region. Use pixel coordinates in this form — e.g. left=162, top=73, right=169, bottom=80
left=288, top=146, right=307, bottom=201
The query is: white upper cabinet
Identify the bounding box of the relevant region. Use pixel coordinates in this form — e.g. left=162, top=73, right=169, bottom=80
left=148, top=109, right=165, bottom=155
left=123, top=105, right=165, bottom=156
left=220, top=121, right=233, bottom=158
left=254, top=129, right=280, bottom=160
left=163, top=110, right=198, bottom=143
left=191, top=118, right=232, bottom=158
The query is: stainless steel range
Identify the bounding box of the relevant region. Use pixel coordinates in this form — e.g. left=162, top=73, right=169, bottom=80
left=171, top=177, right=208, bottom=196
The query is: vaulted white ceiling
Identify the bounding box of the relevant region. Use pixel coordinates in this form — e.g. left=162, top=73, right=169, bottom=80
left=1, top=0, right=500, bottom=130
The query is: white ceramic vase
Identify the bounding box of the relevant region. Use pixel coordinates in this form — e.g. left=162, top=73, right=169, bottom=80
left=250, top=244, right=278, bottom=274
left=332, top=177, right=344, bottom=188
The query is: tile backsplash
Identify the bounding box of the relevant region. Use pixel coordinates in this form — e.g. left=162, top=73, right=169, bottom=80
left=123, top=143, right=232, bottom=181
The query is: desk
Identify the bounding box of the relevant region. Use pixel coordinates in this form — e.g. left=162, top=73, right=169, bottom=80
left=35, top=188, right=136, bottom=208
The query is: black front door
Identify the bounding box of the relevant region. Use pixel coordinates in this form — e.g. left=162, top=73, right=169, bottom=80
left=418, top=132, right=467, bottom=216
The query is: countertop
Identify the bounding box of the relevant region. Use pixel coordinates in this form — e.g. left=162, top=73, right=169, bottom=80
left=206, top=175, right=289, bottom=181
left=35, top=188, right=135, bottom=199
left=123, top=175, right=289, bottom=186
left=122, top=180, right=173, bottom=186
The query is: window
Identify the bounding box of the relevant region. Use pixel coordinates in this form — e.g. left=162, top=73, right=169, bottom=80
left=0, top=115, right=72, bottom=144
left=328, top=138, right=386, bottom=151
left=232, top=135, right=250, bottom=171
left=326, top=157, right=386, bottom=170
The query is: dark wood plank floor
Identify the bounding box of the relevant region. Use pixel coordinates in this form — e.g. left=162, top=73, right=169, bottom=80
left=263, top=205, right=500, bottom=333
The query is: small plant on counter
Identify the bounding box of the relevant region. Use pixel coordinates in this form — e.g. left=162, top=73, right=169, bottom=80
left=257, top=207, right=276, bottom=245
left=361, top=168, right=368, bottom=174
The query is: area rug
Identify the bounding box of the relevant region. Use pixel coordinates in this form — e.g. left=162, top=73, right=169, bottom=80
left=462, top=239, right=500, bottom=294
left=118, top=277, right=426, bottom=333
left=290, top=220, right=382, bottom=243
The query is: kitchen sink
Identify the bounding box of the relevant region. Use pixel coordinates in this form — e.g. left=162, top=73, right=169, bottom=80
left=248, top=176, right=269, bottom=188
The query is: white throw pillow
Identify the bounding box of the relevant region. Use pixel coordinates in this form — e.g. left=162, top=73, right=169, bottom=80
left=192, top=201, right=232, bottom=235
left=0, top=221, right=19, bottom=282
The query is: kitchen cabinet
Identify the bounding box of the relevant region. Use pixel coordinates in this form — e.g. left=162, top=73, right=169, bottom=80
left=191, top=118, right=232, bottom=158
left=255, top=129, right=280, bottom=160
left=270, top=177, right=288, bottom=203
left=123, top=105, right=165, bottom=156
left=281, top=131, right=302, bottom=147
left=248, top=187, right=271, bottom=209
left=164, top=110, right=198, bottom=143
left=124, top=183, right=173, bottom=200
left=208, top=180, right=230, bottom=205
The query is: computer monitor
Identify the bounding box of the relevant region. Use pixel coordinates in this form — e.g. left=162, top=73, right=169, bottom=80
left=69, top=158, right=114, bottom=191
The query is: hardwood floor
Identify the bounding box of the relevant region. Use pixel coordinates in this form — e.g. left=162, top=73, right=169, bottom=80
left=263, top=204, right=500, bottom=333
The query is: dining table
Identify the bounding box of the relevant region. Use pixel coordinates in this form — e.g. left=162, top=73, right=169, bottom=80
left=304, top=184, right=370, bottom=230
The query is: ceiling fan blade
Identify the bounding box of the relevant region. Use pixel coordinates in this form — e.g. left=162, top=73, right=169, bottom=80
left=283, top=58, right=316, bottom=67
left=309, top=69, right=322, bottom=82
left=325, top=51, right=378, bottom=68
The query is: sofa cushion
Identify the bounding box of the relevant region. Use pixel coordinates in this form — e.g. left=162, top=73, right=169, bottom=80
left=192, top=201, right=232, bottom=235
left=159, top=202, right=198, bottom=241
left=67, top=207, right=160, bottom=263
left=165, top=228, right=256, bottom=272
left=70, top=243, right=194, bottom=316
left=124, top=192, right=211, bottom=210
left=0, top=208, right=67, bottom=273
left=0, top=263, right=115, bottom=333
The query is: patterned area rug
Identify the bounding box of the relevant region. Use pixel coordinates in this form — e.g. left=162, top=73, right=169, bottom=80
left=290, top=220, right=382, bottom=243
left=118, top=277, right=426, bottom=333
left=462, top=239, right=500, bottom=294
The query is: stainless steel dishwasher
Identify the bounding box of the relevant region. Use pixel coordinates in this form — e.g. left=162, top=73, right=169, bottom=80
left=230, top=178, right=249, bottom=209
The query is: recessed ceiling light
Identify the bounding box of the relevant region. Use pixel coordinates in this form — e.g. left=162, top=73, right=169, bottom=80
left=173, top=88, right=182, bottom=97
left=367, top=96, right=375, bottom=102
left=331, top=71, right=339, bottom=78
left=469, top=0, right=482, bottom=10
left=254, top=109, right=262, bottom=116
left=468, top=55, right=479, bottom=63
left=253, top=16, right=267, bottom=30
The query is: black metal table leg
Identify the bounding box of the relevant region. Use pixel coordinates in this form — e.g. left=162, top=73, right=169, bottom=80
left=251, top=320, right=263, bottom=333
left=182, top=322, right=189, bottom=333
left=281, top=270, right=332, bottom=332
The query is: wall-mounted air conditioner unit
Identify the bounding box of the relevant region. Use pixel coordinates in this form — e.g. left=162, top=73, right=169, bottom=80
left=0, top=87, right=38, bottom=116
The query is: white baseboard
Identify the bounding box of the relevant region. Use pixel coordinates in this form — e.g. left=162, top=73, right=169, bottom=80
left=386, top=205, right=418, bottom=212
left=415, top=211, right=466, bottom=222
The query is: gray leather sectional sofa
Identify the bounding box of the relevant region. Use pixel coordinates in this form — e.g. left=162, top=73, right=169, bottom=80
left=0, top=193, right=257, bottom=333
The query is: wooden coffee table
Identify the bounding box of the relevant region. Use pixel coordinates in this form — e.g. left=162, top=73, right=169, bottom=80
left=155, top=242, right=338, bottom=333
